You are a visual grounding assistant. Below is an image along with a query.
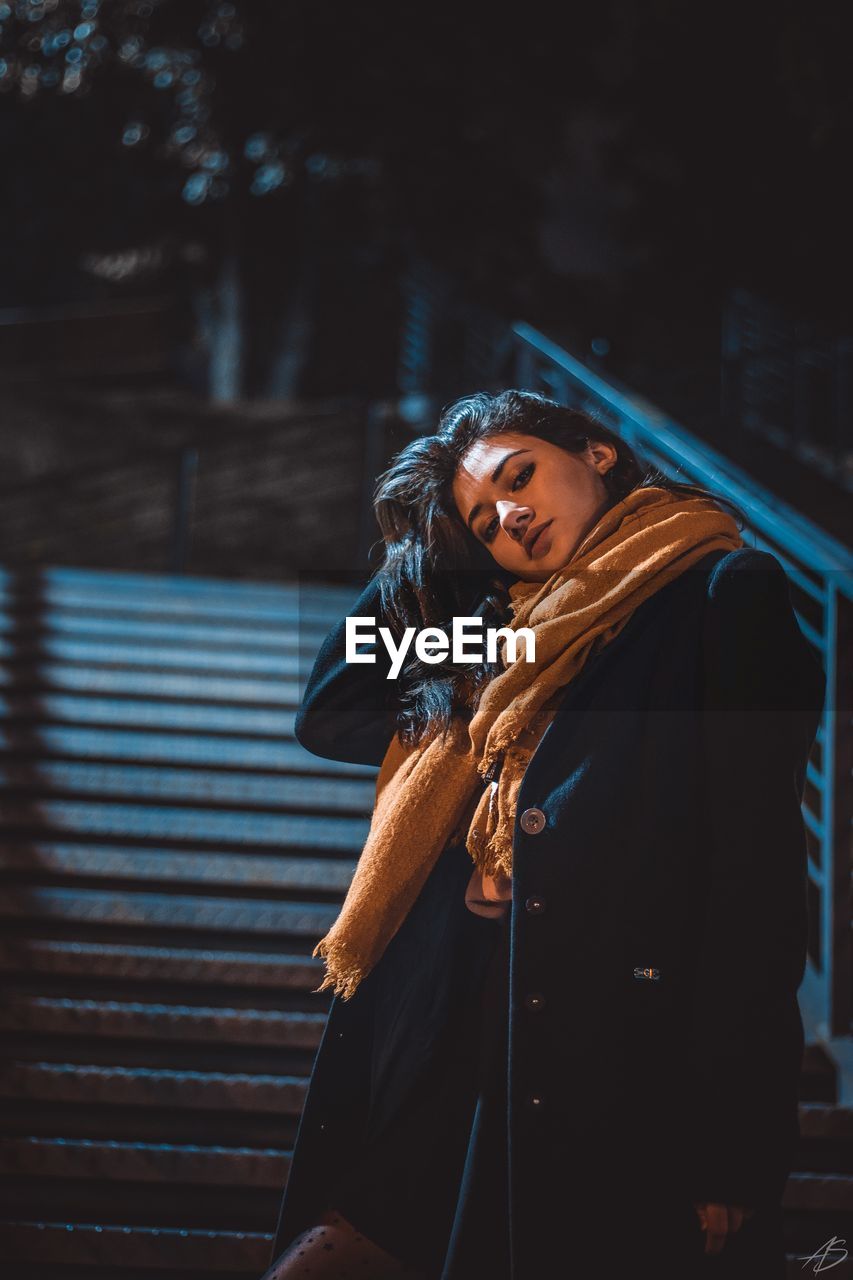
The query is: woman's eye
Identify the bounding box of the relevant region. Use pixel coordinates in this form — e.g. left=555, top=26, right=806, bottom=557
left=482, top=464, right=534, bottom=542
left=513, top=463, right=534, bottom=490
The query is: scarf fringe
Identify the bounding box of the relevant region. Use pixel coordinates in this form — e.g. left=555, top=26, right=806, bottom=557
left=311, top=935, right=368, bottom=1002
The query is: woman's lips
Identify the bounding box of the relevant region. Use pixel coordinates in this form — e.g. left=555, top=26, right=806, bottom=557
left=527, top=519, right=554, bottom=556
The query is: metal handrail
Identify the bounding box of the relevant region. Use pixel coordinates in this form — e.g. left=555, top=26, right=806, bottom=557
left=513, top=322, right=853, bottom=586
left=512, top=321, right=853, bottom=1079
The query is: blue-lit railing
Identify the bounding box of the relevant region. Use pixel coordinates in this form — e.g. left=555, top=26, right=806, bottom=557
left=512, top=321, right=853, bottom=1062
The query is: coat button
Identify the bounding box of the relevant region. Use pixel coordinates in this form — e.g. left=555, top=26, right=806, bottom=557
left=519, top=807, right=546, bottom=835
left=525, top=896, right=546, bottom=914
left=524, top=991, right=546, bottom=1012
left=527, top=1094, right=545, bottom=1110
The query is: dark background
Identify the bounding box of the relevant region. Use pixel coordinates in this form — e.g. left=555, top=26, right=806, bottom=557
left=1, top=0, right=850, bottom=573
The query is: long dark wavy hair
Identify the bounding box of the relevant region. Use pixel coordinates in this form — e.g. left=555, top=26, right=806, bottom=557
left=371, top=389, right=746, bottom=745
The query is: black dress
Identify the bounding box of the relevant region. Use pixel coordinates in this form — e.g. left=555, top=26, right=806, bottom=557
left=323, top=838, right=513, bottom=1278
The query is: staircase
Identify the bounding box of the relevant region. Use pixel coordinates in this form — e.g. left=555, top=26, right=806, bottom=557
left=0, top=565, right=375, bottom=1278
left=0, top=565, right=850, bottom=1278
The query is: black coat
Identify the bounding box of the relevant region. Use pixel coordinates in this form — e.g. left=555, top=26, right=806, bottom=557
left=271, top=547, right=826, bottom=1279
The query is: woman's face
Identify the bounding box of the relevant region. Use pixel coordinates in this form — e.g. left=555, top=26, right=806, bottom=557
left=451, top=431, right=619, bottom=582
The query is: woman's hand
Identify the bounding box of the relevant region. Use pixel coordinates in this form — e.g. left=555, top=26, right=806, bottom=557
left=692, top=1202, right=755, bottom=1254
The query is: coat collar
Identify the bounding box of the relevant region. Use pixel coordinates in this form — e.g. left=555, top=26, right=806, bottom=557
left=517, top=546, right=729, bottom=794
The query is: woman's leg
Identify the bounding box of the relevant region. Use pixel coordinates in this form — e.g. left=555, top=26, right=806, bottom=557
left=259, top=1207, right=433, bottom=1279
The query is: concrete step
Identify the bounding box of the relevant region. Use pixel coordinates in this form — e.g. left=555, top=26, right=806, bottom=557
left=0, top=1220, right=270, bottom=1273
left=0, top=636, right=306, bottom=678
left=798, top=1103, right=853, bottom=1140
left=11, top=586, right=347, bottom=628
left=0, top=1191, right=280, bottom=1245
left=0, top=663, right=301, bottom=706
left=0, top=553, right=379, bottom=1271
left=0, top=761, right=375, bottom=812
left=782, top=1170, right=853, bottom=1212
left=0, top=843, right=356, bottom=893
left=0, top=801, right=368, bottom=848
left=0, top=996, right=326, bottom=1049
left=0, top=726, right=376, bottom=775
left=0, top=1060, right=307, bottom=1114
left=0, top=1136, right=289, bottom=1187
left=5, top=562, right=347, bottom=601
left=0, top=940, right=323, bottom=989
left=0, top=609, right=331, bottom=651
left=38, top=564, right=359, bottom=608
left=0, top=692, right=299, bottom=737
left=0, top=886, right=340, bottom=936
left=3, top=1168, right=275, bottom=1258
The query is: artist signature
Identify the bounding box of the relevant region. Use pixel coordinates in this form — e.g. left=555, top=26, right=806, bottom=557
left=797, top=1236, right=849, bottom=1273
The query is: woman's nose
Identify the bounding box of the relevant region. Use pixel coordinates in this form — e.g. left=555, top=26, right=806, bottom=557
left=495, top=500, right=531, bottom=541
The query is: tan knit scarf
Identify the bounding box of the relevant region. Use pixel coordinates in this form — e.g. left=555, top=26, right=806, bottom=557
left=312, top=485, right=743, bottom=1000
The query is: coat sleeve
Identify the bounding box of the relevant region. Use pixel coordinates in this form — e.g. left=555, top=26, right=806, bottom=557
left=683, top=547, right=826, bottom=1209
left=294, top=573, right=401, bottom=767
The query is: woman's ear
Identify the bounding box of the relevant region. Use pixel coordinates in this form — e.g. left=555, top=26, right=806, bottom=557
left=588, top=440, right=618, bottom=473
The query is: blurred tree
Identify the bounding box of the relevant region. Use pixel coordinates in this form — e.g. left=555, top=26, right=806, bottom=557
left=0, top=1, right=571, bottom=400
left=2, top=1, right=847, bottom=404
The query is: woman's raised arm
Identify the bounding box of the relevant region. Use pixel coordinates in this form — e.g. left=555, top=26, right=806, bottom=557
left=294, top=574, right=401, bottom=768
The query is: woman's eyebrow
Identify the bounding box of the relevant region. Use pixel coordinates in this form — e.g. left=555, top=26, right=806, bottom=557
left=466, top=449, right=531, bottom=532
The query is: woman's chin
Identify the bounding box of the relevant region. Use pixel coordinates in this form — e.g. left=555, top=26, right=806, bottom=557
left=524, top=539, right=573, bottom=581
left=501, top=536, right=573, bottom=582
left=515, top=562, right=556, bottom=584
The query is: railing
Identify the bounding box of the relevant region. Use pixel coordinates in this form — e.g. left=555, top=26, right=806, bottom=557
left=512, top=321, right=853, bottom=1079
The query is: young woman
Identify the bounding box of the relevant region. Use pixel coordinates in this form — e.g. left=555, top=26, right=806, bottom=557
left=262, top=390, right=825, bottom=1280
